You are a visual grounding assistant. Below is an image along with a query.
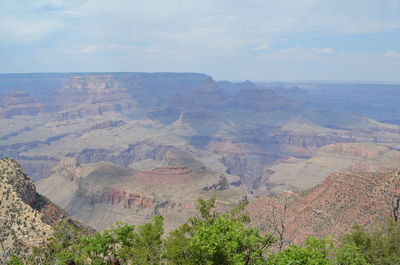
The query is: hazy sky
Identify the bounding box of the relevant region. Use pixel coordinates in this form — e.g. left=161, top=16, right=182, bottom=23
left=0, top=0, right=399, bottom=82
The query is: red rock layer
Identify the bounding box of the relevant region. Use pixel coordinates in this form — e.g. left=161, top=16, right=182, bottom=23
left=132, top=166, right=195, bottom=185
left=248, top=169, right=400, bottom=244
left=101, top=188, right=154, bottom=209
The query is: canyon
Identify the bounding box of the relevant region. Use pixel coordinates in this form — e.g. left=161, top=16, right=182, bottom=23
left=1, top=72, right=400, bottom=235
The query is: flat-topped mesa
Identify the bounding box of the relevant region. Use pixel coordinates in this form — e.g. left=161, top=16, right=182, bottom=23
left=55, top=75, right=137, bottom=116
left=61, top=75, right=122, bottom=92
left=132, top=166, right=196, bottom=185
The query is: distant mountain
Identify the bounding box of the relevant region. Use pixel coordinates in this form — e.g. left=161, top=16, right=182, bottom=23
left=265, top=82, right=400, bottom=125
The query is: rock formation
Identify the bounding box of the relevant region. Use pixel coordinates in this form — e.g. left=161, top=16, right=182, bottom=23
left=37, top=155, right=243, bottom=231
left=55, top=75, right=137, bottom=118
left=261, top=142, right=400, bottom=194
left=0, top=90, right=45, bottom=118
left=0, top=158, right=74, bottom=258
left=248, top=168, right=400, bottom=244
left=1, top=73, right=400, bottom=234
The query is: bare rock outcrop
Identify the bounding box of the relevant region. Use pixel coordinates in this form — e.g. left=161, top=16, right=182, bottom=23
left=0, top=158, right=76, bottom=258
left=248, top=169, right=400, bottom=245
left=37, top=157, right=243, bottom=231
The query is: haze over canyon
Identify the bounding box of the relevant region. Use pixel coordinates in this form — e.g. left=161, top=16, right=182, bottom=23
left=0, top=72, right=399, bottom=257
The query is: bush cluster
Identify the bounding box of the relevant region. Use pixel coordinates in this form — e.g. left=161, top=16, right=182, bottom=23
left=7, top=198, right=399, bottom=265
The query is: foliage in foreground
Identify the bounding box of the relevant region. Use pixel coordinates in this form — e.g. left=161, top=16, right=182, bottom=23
left=342, top=218, right=400, bottom=265
left=164, top=198, right=275, bottom=264
left=7, top=197, right=399, bottom=265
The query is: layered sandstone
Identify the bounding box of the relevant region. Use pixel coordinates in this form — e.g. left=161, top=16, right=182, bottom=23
left=55, top=75, right=137, bottom=117
left=37, top=155, right=243, bottom=231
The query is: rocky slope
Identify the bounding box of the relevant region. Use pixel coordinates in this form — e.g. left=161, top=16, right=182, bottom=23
left=0, top=158, right=74, bottom=259
left=1, top=73, right=400, bottom=221
left=248, top=168, right=400, bottom=244
left=37, top=153, right=243, bottom=231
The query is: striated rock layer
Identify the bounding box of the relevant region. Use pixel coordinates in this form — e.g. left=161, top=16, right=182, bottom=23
left=0, top=90, right=45, bottom=118
left=55, top=75, right=137, bottom=118
left=37, top=155, right=243, bottom=231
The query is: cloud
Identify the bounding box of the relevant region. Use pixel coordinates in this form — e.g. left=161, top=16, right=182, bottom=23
left=144, top=49, right=159, bottom=53
left=311, top=48, right=335, bottom=54
left=382, top=50, right=400, bottom=57
left=78, top=44, right=138, bottom=54
left=253, top=44, right=269, bottom=51
left=0, top=0, right=399, bottom=81
left=272, top=47, right=335, bottom=56
left=64, top=9, right=80, bottom=17
left=0, top=17, right=62, bottom=43
left=76, top=44, right=161, bottom=55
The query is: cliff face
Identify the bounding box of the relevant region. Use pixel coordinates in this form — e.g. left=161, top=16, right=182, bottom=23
left=248, top=169, right=400, bottom=244
left=0, top=158, right=69, bottom=258
left=75, top=141, right=179, bottom=167
left=37, top=155, right=243, bottom=231
left=1, top=73, right=400, bottom=235
left=55, top=75, right=137, bottom=117
left=1, top=73, right=400, bottom=191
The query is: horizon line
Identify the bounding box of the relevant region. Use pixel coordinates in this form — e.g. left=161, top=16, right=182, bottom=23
left=0, top=71, right=399, bottom=85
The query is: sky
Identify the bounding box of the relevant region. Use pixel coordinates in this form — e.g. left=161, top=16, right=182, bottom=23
left=0, top=0, right=399, bottom=82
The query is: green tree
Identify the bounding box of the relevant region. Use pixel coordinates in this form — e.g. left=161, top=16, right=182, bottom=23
left=66, top=216, right=163, bottom=265
left=335, top=243, right=370, bottom=265
left=10, top=197, right=388, bottom=265
left=165, top=197, right=275, bottom=265
left=342, top=219, right=400, bottom=265
left=116, top=215, right=164, bottom=264
left=267, top=236, right=334, bottom=265
left=26, top=221, right=87, bottom=265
